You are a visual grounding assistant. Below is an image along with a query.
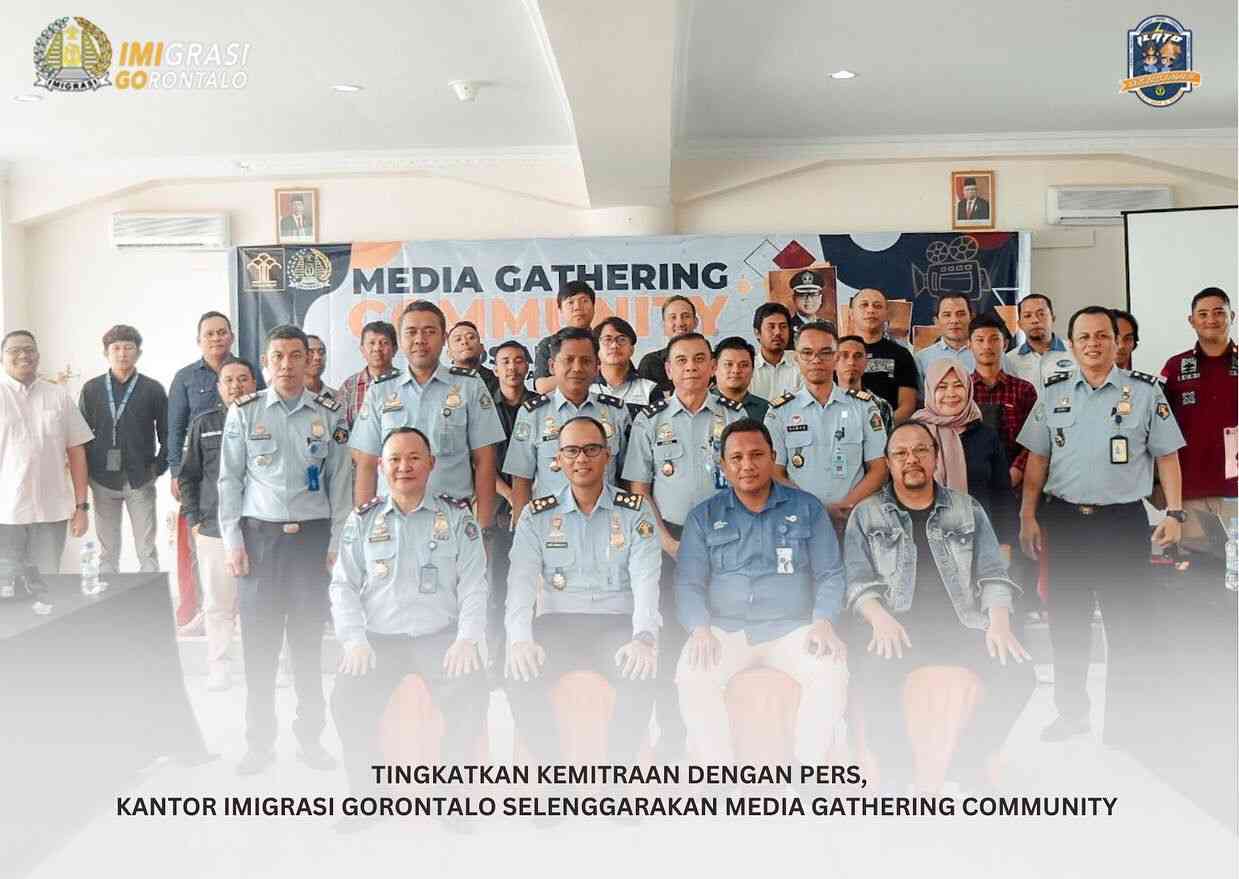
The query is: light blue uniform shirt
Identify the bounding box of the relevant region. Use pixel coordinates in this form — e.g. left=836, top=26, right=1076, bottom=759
left=764, top=385, right=887, bottom=506
left=350, top=365, right=505, bottom=500
left=1016, top=366, right=1185, bottom=505
left=501, top=389, right=631, bottom=495
left=217, top=388, right=352, bottom=553
left=329, top=493, right=487, bottom=648
left=506, top=484, right=661, bottom=645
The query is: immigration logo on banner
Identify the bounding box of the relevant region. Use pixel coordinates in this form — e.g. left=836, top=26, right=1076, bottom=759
left=34, top=16, right=113, bottom=93
left=231, top=233, right=1027, bottom=387
left=1121, top=15, right=1201, bottom=107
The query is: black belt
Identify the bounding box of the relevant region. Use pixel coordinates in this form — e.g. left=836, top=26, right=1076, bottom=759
left=242, top=517, right=327, bottom=535
left=1044, top=496, right=1144, bottom=517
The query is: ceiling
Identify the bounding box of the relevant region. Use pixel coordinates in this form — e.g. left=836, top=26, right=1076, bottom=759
left=2, top=0, right=1235, bottom=215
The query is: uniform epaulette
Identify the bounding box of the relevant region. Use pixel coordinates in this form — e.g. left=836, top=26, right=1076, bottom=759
left=233, top=392, right=259, bottom=407
left=614, top=490, right=643, bottom=511
left=437, top=493, right=471, bottom=510
left=1130, top=370, right=1160, bottom=385
left=354, top=496, right=383, bottom=515
left=522, top=392, right=550, bottom=412
left=770, top=391, right=796, bottom=409
left=595, top=392, right=625, bottom=409
left=449, top=366, right=478, bottom=378
left=711, top=393, right=743, bottom=411
left=314, top=393, right=340, bottom=411
left=640, top=398, right=670, bottom=419
left=846, top=388, right=874, bottom=402
left=373, top=370, right=401, bottom=384
left=529, top=494, right=559, bottom=514
left=1045, top=372, right=1071, bottom=387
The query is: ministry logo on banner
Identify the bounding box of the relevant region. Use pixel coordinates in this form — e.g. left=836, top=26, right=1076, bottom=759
left=1121, top=15, right=1201, bottom=107
left=34, top=17, right=113, bottom=93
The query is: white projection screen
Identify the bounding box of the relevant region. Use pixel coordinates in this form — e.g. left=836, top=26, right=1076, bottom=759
left=1125, top=205, right=1238, bottom=375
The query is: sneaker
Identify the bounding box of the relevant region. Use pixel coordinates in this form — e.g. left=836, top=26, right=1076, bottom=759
left=236, top=749, right=275, bottom=776
left=296, top=743, right=337, bottom=771
left=1040, top=715, right=1090, bottom=743
left=206, top=670, right=231, bottom=692
left=177, top=611, right=205, bottom=638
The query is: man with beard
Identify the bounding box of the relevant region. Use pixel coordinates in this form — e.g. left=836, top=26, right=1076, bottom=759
left=638, top=296, right=698, bottom=392
left=1008, top=294, right=1075, bottom=393
left=749, top=302, right=801, bottom=402
left=448, top=321, right=499, bottom=396
left=336, top=321, right=396, bottom=429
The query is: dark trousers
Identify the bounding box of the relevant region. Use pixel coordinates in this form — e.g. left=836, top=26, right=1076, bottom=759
left=656, top=534, right=690, bottom=758
left=331, top=628, right=490, bottom=794
left=506, top=614, right=656, bottom=764
left=237, top=518, right=330, bottom=752
left=1042, top=499, right=1160, bottom=747
left=857, top=631, right=1036, bottom=781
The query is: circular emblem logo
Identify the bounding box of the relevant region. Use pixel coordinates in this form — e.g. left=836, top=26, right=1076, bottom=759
left=34, top=17, right=113, bottom=93
left=287, top=248, right=333, bottom=291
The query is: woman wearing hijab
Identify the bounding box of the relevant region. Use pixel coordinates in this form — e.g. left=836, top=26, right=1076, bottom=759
left=912, top=357, right=1013, bottom=543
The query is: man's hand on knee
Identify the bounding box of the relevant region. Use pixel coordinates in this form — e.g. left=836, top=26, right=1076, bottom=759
left=684, top=626, right=721, bottom=670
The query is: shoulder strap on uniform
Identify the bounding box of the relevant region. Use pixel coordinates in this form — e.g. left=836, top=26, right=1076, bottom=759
left=372, top=370, right=401, bottom=384
left=355, top=496, right=383, bottom=515
left=449, top=366, right=478, bottom=378
left=640, top=397, right=670, bottom=419
left=233, top=392, right=259, bottom=407
left=436, top=493, right=472, bottom=510
left=1044, top=372, right=1071, bottom=387
left=710, top=392, right=743, bottom=411
left=529, top=494, right=559, bottom=514
left=522, top=392, right=550, bottom=412
left=314, top=393, right=340, bottom=411
left=846, top=388, right=874, bottom=402
left=769, top=391, right=797, bottom=409
left=613, top=490, right=643, bottom=511
left=1130, top=370, right=1160, bottom=385
left=595, top=392, right=624, bottom=409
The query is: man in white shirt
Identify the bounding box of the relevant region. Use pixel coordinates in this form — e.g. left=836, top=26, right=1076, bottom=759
left=1007, top=294, right=1075, bottom=392
left=0, top=330, right=94, bottom=579
left=749, top=302, right=802, bottom=401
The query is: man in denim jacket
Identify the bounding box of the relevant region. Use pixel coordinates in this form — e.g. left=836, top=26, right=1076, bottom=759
left=844, top=421, right=1034, bottom=791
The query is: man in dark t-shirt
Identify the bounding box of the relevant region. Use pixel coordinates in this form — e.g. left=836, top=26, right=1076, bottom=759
left=850, top=289, right=918, bottom=423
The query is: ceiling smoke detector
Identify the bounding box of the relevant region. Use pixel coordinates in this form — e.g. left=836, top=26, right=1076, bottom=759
left=449, top=80, right=479, bottom=102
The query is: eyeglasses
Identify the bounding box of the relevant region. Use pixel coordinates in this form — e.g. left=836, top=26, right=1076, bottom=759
left=559, top=443, right=606, bottom=460
left=796, top=348, right=836, bottom=362
left=598, top=335, right=632, bottom=347
left=889, top=445, right=935, bottom=462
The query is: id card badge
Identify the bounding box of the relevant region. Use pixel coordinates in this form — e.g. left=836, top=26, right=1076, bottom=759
left=1109, top=436, right=1129, bottom=465
left=105, top=448, right=122, bottom=472
left=831, top=450, right=847, bottom=478
left=306, top=464, right=321, bottom=492
left=776, top=546, right=795, bottom=574
left=713, top=462, right=728, bottom=490
left=418, top=564, right=439, bottom=594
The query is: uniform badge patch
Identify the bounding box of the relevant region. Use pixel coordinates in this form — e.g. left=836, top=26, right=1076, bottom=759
left=1156, top=402, right=1171, bottom=420
left=636, top=520, right=654, bottom=539
left=464, top=521, right=480, bottom=541
left=869, top=410, right=882, bottom=431
left=514, top=422, right=530, bottom=441
left=333, top=426, right=350, bottom=444
left=1182, top=391, right=1196, bottom=405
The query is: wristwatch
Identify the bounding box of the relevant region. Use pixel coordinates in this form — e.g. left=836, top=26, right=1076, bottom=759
left=74, top=502, right=90, bottom=512
left=1165, top=509, right=1186, bottom=523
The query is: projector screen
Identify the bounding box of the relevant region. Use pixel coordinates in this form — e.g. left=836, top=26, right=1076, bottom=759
left=1125, top=205, right=1238, bottom=376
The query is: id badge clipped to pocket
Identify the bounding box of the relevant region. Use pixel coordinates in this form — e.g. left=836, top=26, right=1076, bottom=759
left=1109, top=436, right=1129, bottom=465
left=418, top=564, right=439, bottom=594
left=106, top=448, right=122, bottom=472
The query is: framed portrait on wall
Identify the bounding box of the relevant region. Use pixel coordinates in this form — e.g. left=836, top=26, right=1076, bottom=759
left=275, top=188, right=317, bottom=243
left=951, top=170, right=995, bottom=230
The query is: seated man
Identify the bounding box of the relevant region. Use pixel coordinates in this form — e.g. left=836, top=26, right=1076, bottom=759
left=329, top=427, right=488, bottom=827
left=844, top=422, right=1033, bottom=792
left=674, top=418, right=848, bottom=765
left=506, top=416, right=661, bottom=765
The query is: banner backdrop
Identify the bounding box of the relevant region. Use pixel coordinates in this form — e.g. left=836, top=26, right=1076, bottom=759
left=231, top=232, right=1026, bottom=387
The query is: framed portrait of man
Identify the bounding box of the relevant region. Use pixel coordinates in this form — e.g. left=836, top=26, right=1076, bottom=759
left=275, top=188, right=318, bottom=243
left=951, top=170, right=995, bottom=230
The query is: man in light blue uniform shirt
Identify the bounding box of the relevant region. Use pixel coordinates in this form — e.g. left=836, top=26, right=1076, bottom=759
left=503, top=327, right=630, bottom=523
left=765, top=321, right=888, bottom=528
left=1008, top=293, right=1076, bottom=392
left=915, top=293, right=1013, bottom=392
left=1017, top=306, right=1185, bottom=747
left=505, top=416, right=661, bottom=765
left=350, top=300, right=504, bottom=529
left=329, top=427, right=488, bottom=824
left=675, top=418, right=848, bottom=765
left=217, top=324, right=352, bottom=776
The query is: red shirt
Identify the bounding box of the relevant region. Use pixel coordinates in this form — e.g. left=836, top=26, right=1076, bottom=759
left=971, top=369, right=1038, bottom=471
left=1160, top=341, right=1238, bottom=499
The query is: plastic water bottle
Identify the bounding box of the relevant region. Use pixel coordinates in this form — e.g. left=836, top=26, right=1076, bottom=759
left=1226, top=517, right=1239, bottom=592
left=80, top=540, right=103, bottom=596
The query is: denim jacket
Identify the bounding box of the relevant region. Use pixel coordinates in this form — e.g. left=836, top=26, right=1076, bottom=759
left=844, top=483, right=1018, bottom=629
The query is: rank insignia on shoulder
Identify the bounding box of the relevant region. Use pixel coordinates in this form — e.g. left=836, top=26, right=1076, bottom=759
left=846, top=388, right=874, bottom=401
left=437, top=493, right=472, bottom=510
left=1045, top=372, right=1071, bottom=387
left=315, top=393, right=341, bottom=411
left=614, top=490, right=643, bottom=511
left=530, top=495, right=559, bottom=514
left=373, top=370, right=401, bottom=384
left=1131, top=370, right=1160, bottom=385
left=522, top=393, right=550, bottom=412
left=595, top=392, right=624, bottom=409
left=449, top=366, right=478, bottom=378
left=333, top=425, right=350, bottom=444
left=233, top=392, right=259, bottom=406
left=712, top=394, right=742, bottom=411
left=355, top=496, right=383, bottom=515
left=770, top=391, right=796, bottom=409
left=640, top=399, right=670, bottom=420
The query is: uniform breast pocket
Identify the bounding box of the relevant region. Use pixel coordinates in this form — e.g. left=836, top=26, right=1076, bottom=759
left=362, top=542, right=398, bottom=588
left=246, top=436, right=278, bottom=469
left=437, top=411, right=464, bottom=455
left=866, top=528, right=901, bottom=577
left=543, top=545, right=574, bottom=584
left=1046, top=408, right=1076, bottom=446
left=380, top=408, right=408, bottom=437
left=654, top=439, right=684, bottom=476
left=785, top=430, right=813, bottom=460
left=704, top=526, right=742, bottom=569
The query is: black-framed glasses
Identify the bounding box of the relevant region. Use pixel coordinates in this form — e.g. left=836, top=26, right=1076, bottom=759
left=559, top=443, right=607, bottom=460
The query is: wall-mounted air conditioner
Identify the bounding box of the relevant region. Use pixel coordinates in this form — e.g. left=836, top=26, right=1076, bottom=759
left=1046, top=185, right=1172, bottom=226
left=110, top=212, right=230, bottom=250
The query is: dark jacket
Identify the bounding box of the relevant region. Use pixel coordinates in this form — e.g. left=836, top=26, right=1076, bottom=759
left=637, top=347, right=670, bottom=390
left=177, top=406, right=226, bottom=538
left=79, top=372, right=168, bottom=491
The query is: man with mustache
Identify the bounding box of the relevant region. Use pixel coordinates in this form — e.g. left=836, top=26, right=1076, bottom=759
left=749, top=302, right=802, bottom=402
left=1008, top=294, right=1075, bottom=393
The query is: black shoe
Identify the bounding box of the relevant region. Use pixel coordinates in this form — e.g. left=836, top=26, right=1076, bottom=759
left=1040, top=715, right=1090, bottom=743
left=296, top=743, right=337, bottom=771
left=334, top=814, right=386, bottom=835
left=236, top=749, right=275, bottom=776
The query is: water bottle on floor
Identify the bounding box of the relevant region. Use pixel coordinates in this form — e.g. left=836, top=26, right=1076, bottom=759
left=1225, top=517, right=1238, bottom=592
left=80, top=540, right=104, bottom=596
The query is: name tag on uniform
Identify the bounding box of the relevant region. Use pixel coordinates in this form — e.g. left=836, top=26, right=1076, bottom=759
left=202, top=430, right=223, bottom=439
left=776, top=547, right=794, bottom=574
left=786, top=424, right=809, bottom=433
left=832, top=450, right=847, bottom=477
left=1110, top=436, right=1129, bottom=464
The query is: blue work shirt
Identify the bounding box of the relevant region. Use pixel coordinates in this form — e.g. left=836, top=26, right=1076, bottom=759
left=168, top=358, right=223, bottom=474
left=675, top=481, right=846, bottom=643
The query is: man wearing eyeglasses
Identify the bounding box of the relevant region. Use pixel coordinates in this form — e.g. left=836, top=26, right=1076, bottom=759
left=505, top=416, right=661, bottom=767
left=764, top=321, right=888, bottom=530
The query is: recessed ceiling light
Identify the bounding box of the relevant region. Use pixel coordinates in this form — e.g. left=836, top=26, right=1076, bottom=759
left=13, top=93, right=43, bottom=103
left=830, top=70, right=857, bottom=80
left=330, top=84, right=364, bottom=93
